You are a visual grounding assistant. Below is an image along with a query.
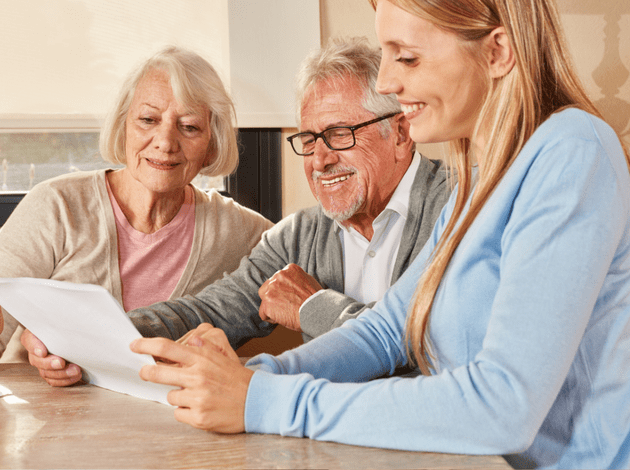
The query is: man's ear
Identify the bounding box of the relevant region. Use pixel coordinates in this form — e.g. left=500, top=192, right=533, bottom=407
left=486, top=26, right=515, bottom=79
left=393, top=113, right=414, bottom=160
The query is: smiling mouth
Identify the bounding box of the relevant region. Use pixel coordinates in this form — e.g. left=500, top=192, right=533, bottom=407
left=322, top=174, right=351, bottom=187
left=146, top=158, right=179, bottom=168
left=400, top=103, right=426, bottom=114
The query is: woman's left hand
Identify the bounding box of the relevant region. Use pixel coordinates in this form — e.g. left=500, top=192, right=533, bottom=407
left=130, top=327, right=253, bottom=433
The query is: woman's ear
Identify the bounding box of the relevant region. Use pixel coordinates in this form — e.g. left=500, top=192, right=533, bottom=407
left=486, top=26, right=515, bottom=79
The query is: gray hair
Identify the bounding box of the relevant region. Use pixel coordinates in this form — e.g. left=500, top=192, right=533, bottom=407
left=294, top=37, right=401, bottom=135
left=99, top=46, right=238, bottom=177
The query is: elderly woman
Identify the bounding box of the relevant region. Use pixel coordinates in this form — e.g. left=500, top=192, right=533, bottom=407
left=0, top=46, right=273, bottom=382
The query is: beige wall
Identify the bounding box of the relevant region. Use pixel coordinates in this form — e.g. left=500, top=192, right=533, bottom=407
left=281, top=0, right=630, bottom=216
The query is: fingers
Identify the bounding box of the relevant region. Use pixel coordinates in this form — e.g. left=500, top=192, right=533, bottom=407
left=258, top=265, right=299, bottom=298
left=258, top=276, right=278, bottom=323
left=178, top=323, right=215, bottom=345
left=133, top=334, right=240, bottom=386
left=29, top=351, right=63, bottom=370
left=131, top=337, right=195, bottom=366
left=176, top=323, right=217, bottom=345
left=261, top=264, right=323, bottom=299
left=171, top=324, right=218, bottom=365
left=132, top=335, right=252, bottom=434
left=132, top=328, right=238, bottom=367
left=194, top=329, right=240, bottom=362
left=37, top=366, right=83, bottom=387
left=131, top=335, right=223, bottom=364
left=165, top=364, right=253, bottom=433
left=21, top=328, right=82, bottom=387
left=21, top=329, right=48, bottom=357
left=139, top=362, right=188, bottom=388
left=176, top=330, right=195, bottom=344
left=258, top=304, right=273, bottom=323
left=30, top=354, right=82, bottom=386
left=136, top=344, right=224, bottom=392
left=181, top=325, right=239, bottom=361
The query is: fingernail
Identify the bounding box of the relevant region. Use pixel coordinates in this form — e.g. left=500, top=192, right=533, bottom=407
left=67, top=365, right=80, bottom=377
left=52, top=358, right=62, bottom=369
left=34, top=348, right=44, bottom=357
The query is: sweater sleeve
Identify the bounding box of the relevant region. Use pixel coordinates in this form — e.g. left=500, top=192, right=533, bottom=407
left=0, top=184, right=64, bottom=355
left=299, top=291, right=376, bottom=341
left=244, top=117, right=630, bottom=457
left=128, top=214, right=297, bottom=348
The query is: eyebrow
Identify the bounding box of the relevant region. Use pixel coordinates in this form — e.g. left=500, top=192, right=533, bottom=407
left=301, top=120, right=353, bottom=133
left=381, top=36, right=420, bottom=50
left=138, top=102, right=160, bottom=111
left=138, top=102, right=204, bottom=119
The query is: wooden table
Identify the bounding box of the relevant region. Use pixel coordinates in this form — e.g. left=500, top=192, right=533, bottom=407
left=0, top=363, right=511, bottom=469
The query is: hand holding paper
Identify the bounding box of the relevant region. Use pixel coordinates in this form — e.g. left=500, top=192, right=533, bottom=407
left=21, top=328, right=83, bottom=387
left=0, top=278, right=173, bottom=404
left=130, top=327, right=252, bottom=433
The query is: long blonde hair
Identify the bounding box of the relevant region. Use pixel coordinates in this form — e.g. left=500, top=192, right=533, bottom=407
left=369, top=0, right=630, bottom=375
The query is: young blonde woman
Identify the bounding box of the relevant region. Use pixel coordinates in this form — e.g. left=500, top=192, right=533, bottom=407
left=131, top=1, right=630, bottom=468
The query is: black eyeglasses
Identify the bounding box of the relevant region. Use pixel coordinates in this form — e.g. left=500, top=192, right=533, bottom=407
left=287, top=112, right=400, bottom=156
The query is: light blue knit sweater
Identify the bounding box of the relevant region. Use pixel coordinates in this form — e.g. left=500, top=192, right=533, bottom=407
left=245, top=109, right=630, bottom=470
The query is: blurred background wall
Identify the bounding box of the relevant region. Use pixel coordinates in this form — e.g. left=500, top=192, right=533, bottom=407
left=281, top=0, right=630, bottom=216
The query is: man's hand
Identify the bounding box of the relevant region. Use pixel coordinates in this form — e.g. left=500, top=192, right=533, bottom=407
left=20, top=329, right=83, bottom=387
left=130, top=327, right=252, bottom=433
left=257, top=264, right=323, bottom=331
left=176, top=323, right=235, bottom=358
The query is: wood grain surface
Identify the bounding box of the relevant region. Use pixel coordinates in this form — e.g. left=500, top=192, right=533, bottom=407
left=0, top=363, right=511, bottom=469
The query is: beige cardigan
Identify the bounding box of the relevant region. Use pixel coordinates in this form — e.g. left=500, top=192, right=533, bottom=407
left=0, top=169, right=273, bottom=361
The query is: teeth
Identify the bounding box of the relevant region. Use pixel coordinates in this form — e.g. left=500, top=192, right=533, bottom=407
left=401, top=103, right=426, bottom=114
left=148, top=159, right=177, bottom=167
left=322, top=175, right=350, bottom=186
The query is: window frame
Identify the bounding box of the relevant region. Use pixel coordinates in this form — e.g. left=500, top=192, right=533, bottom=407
left=0, top=128, right=282, bottom=226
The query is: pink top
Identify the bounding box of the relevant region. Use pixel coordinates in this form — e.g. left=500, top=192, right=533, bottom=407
left=107, top=181, right=195, bottom=311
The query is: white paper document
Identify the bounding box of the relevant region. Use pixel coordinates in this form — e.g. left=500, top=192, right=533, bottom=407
left=0, top=278, right=173, bottom=405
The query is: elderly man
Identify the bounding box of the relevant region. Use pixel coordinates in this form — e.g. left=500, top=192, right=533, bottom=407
left=24, top=37, right=452, bottom=386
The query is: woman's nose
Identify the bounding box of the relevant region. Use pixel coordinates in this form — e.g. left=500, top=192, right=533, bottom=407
left=154, top=122, right=179, bottom=153
left=375, top=58, right=401, bottom=96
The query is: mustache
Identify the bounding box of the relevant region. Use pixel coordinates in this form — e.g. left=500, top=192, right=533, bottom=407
left=311, top=165, right=357, bottom=182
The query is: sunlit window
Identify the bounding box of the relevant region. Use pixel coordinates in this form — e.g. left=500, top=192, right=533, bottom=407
left=0, top=0, right=316, bottom=203
left=0, top=132, right=104, bottom=192
left=0, top=131, right=224, bottom=193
